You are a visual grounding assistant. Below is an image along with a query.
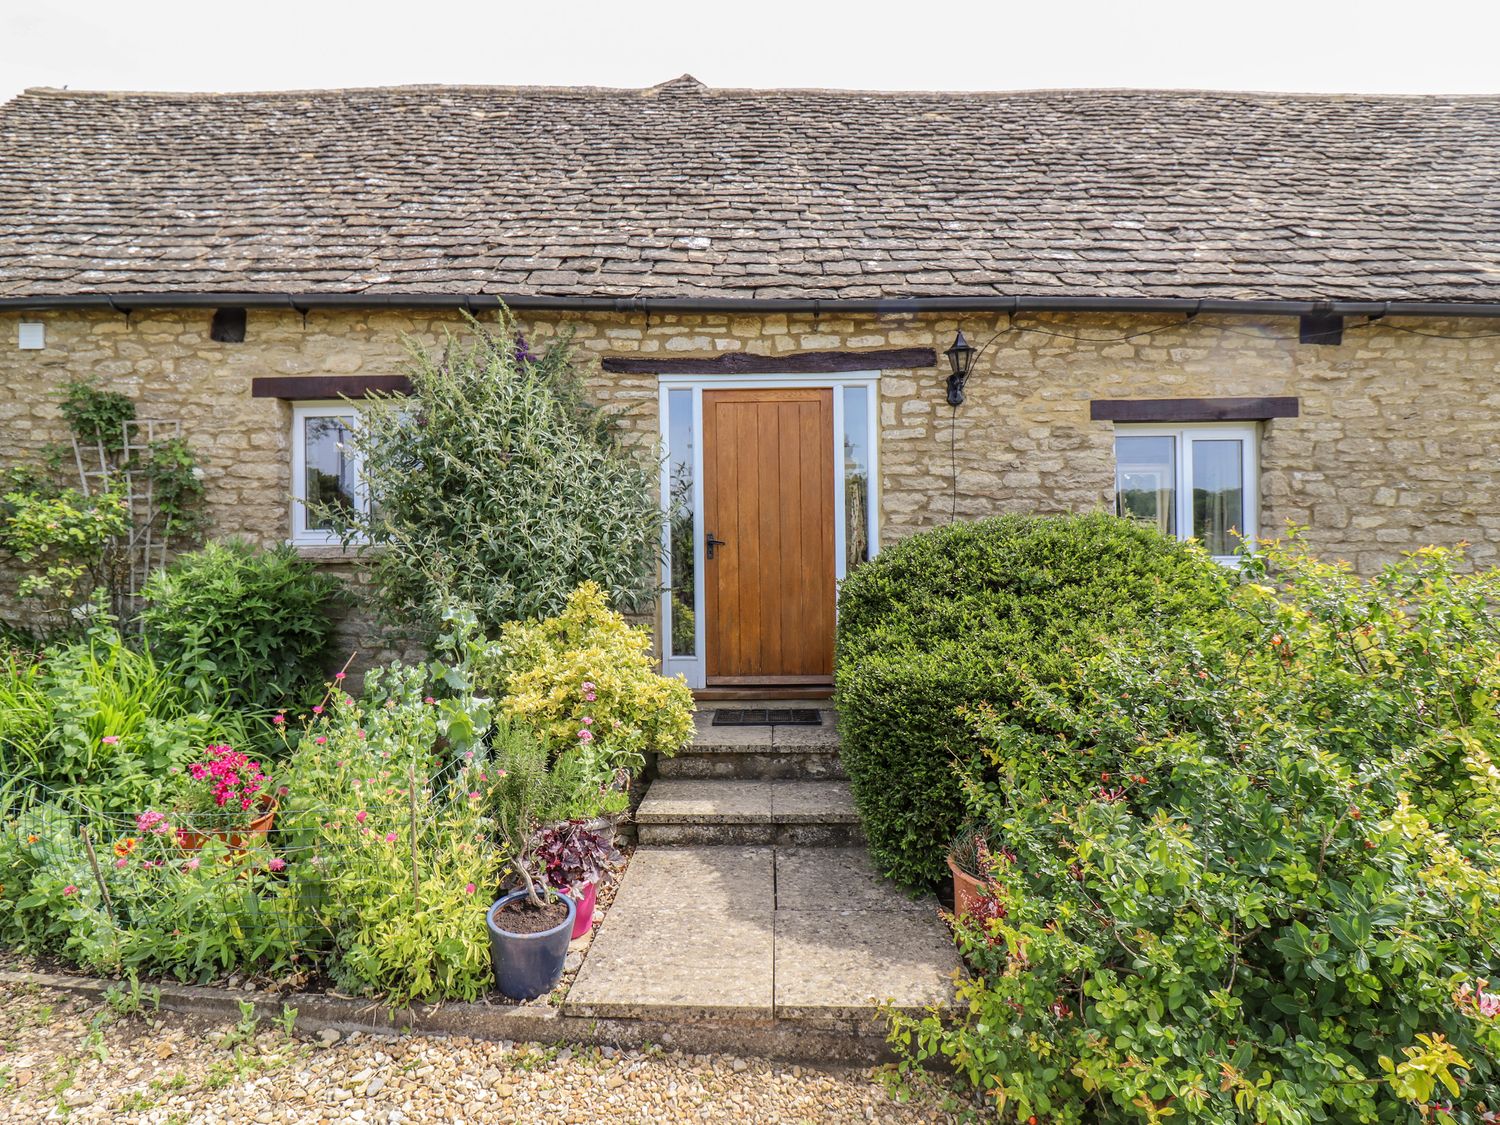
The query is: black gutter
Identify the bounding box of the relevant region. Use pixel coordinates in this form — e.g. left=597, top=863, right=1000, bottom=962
left=2, top=292, right=1500, bottom=319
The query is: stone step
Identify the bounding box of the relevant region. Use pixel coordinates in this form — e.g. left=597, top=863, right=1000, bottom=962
left=657, top=745, right=845, bottom=780
left=661, top=708, right=845, bottom=780
left=635, top=779, right=864, bottom=846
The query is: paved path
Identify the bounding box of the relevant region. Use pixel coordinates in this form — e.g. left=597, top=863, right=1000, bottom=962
left=566, top=708, right=959, bottom=1042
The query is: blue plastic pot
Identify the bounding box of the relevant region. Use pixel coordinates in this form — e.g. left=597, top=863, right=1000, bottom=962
left=486, top=888, right=577, bottom=1001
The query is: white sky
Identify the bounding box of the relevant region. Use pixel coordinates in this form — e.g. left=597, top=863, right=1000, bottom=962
left=3, top=0, right=1497, bottom=102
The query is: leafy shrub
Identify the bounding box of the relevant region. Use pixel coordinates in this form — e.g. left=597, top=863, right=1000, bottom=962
left=480, top=581, right=694, bottom=788
left=0, top=628, right=266, bottom=812
left=0, top=469, right=129, bottom=628
left=140, top=539, right=342, bottom=710
left=275, top=653, right=505, bottom=1004
left=890, top=539, right=1500, bottom=1124
left=835, top=512, right=1233, bottom=889
left=337, top=312, right=663, bottom=637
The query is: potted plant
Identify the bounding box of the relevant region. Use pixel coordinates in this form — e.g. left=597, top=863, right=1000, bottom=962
left=534, top=818, right=621, bottom=940
left=486, top=747, right=576, bottom=1001
left=175, top=743, right=278, bottom=852
left=947, top=823, right=1007, bottom=922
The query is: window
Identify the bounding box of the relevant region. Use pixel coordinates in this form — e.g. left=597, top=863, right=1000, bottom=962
left=1114, top=424, right=1257, bottom=561
left=291, top=403, right=369, bottom=545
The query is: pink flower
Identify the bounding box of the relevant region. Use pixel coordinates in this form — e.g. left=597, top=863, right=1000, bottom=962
left=464, top=883, right=476, bottom=895
left=584, top=692, right=596, bottom=702
left=356, top=729, right=366, bottom=740
left=385, top=832, right=397, bottom=843
left=62, top=885, right=77, bottom=896
left=312, top=705, right=324, bottom=715
left=424, top=696, right=436, bottom=706
left=114, top=858, right=127, bottom=869
left=268, top=857, right=286, bottom=872
left=101, top=735, right=120, bottom=746
left=578, top=729, right=594, bottom=743
left=468, top=791, right=480, bottom=801
left=184, top=857, right=200, bottom=871
left=314, top=736, right=327, bottom=745
left=334, top=671, right=346, bottom=681
left=582, top=681, right=595, bottom=691
left=356, top=810, right=367, bottom=824
left=272, top=714, right=286, bottom=725
left=582, top=716, right=594, bottom=726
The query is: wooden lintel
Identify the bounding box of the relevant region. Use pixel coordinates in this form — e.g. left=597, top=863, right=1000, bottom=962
left=250, top=375, right=412, bottom=399
left=1090, top=396, right=1300, bottom=423
left=601, top=347, right=936, bottom=376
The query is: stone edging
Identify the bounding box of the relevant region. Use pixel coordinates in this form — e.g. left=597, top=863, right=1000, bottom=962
left=0, top=970, right=892, bottom=1065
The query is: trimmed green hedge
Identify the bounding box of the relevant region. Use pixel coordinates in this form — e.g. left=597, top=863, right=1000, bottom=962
left=834, top=512, right=1233, bottom=889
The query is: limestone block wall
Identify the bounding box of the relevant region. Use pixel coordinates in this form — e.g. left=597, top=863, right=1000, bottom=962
left=3, top=305, right=1498, bottom=652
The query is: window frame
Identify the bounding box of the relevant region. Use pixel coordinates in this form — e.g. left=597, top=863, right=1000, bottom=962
left=1113, top=422, right=1259, bottom=563
left=290, top=401, right=370, bottom=546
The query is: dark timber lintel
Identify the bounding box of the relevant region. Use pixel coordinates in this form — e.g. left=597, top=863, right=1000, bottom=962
left=601, top=348, right=936, bottom=375
left=250, top=375, right=412, bottom=399
left=1090, top=396, right=1300, bottom=423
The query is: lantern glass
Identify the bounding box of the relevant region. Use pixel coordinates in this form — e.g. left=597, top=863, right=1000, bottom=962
left=945, top=330, right=975, bottom=378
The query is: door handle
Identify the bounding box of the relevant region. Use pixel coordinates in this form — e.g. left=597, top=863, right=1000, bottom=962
left=706, top=532, right=727, bottom=560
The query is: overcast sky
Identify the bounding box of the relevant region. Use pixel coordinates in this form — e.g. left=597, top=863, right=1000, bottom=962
left=4, top=0, right=1497, bottom=102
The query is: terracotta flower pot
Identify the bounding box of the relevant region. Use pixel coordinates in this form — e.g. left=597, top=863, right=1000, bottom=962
left=948, top=854, right=987, bottom=921
left=178, top=796, right=278, bottom=854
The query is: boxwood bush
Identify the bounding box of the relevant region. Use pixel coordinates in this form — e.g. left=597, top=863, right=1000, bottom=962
left=834, top=512, right=1232, bottom=889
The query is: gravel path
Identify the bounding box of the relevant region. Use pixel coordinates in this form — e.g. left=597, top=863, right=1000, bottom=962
left=0, top=982, right=960, bottom=1123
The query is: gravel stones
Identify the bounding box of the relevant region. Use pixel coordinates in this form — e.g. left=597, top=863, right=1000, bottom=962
left=0, top=982, right=958, bottom=1123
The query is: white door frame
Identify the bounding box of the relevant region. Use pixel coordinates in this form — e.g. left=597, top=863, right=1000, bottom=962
left=657, top=373, right=881, bottom=688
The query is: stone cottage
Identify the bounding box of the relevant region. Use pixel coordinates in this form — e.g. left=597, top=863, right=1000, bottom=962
left=2, top=77, right=1499, bottom=690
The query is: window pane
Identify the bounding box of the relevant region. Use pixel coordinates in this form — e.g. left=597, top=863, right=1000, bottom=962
left=303, top=414, right=358, bottom=531
left=1192, top=439, right=1245, bottom=557
left=842, top=386, right=871, bottom=569
left=1115, top=435, right=1176, bottom=536
left=667, top=389, right=695, bottom=657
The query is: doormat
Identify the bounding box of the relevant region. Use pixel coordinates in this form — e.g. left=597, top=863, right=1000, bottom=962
left=711, top=708, right=823, bottom=726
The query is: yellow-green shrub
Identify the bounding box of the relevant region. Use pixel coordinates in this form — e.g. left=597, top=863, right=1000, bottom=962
left=481, top=582, right=693, bottom=785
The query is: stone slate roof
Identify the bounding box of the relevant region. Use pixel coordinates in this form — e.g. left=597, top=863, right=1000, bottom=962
left=2, top=77, right=1499, bottom=303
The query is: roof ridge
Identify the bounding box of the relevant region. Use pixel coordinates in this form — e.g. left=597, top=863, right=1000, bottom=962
left=12, top=82, right=1500, bottom=103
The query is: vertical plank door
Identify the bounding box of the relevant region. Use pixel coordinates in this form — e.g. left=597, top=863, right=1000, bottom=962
left=702, top=388, right=836, bottom=684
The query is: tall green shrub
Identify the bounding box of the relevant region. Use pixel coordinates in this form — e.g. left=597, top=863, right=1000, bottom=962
left=835, top=512, right=1232, bottom=889
left=140, top=539, right=342, bottom=710
left=338, top=313, right=662, bottom=637
left=891, top=539, right=1500, bottom=1124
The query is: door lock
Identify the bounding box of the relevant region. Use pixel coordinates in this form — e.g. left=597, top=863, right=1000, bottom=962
left=706, top=532, right=727, bottom=560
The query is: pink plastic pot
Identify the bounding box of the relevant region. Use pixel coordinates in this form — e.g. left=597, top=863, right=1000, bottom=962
left=569, top=882, right=598, bottom=940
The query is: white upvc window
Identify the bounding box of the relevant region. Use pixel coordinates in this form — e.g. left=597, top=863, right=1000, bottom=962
left=1113, top=423, right=1258, bottom=563
left=290, top=403, right=369, bottom=545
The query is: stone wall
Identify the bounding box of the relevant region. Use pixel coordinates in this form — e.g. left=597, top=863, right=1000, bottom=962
left=4, top=306, right=1499, bottom=650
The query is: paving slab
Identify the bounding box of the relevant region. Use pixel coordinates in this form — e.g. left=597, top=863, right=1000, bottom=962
left=566, top=847, right=776, bottom=1019
left=776, top=848, right=933, bottom=914
left=771, top=780, right=858, bottom=823
left=688, top=710, right=776, bottom=748
left=773, top=908, right=959, bottom=1020
left=635, top=778, right=774, bottom=823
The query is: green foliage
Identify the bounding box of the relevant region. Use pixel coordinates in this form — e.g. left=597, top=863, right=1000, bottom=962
left=889, top=537, right=1500, bottom=1124
left=140, top=540, right=342, bottom=710
left=137, top=437, right=206, bottom=542
left=0, top=628, right=266, bottom=812
left=0, top=471, right=129, bottom=627
left=337, top=311, right=663, bottom=637
left=479, top=581, right=694, bottom=790
left=274, top=646, right=505, bottom=1005
left=59, top=380, right=135, bottom=453
left=835, top=512, right=1233, bottom=889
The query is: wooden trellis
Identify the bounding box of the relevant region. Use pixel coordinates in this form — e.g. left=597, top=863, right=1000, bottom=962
left=72, top=418, right=182, bottom=624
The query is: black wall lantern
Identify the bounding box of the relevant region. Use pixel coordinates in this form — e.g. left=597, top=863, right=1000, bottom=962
left=944, top=329, right=977, bottom=406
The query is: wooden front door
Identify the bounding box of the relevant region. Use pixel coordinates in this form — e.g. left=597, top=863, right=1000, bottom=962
left=703, top=388, right=836, bottom=684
